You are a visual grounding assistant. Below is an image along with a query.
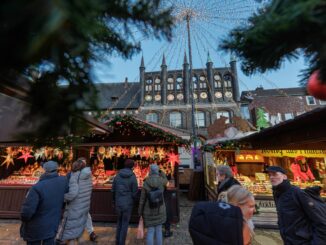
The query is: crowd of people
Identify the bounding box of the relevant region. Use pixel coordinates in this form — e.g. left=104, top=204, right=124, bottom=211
left=19, top=158, right=172, bottom=245
left=189, top=165, right=326, bottom=245
left=19, top=158, right=326, bottom=245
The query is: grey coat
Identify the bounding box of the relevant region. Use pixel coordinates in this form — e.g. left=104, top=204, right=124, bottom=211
left=60, top=167, right=92, bottom=241
left=138, top=172, right=168, bottom=228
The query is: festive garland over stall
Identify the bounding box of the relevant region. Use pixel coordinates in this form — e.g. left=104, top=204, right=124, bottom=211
left=201, top=140, right=252, bottom=152
left=106, top=115, right=190, bottom=147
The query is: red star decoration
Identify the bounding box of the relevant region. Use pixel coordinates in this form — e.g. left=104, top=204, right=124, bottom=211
left=167, top=152, right=179, bottom=167
left=18, top=151, right=34, bottom=163
left=122, top=147, right=130, bottom=157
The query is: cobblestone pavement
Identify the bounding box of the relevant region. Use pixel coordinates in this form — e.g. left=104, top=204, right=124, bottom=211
left=0, top=193, right=282, bottom=245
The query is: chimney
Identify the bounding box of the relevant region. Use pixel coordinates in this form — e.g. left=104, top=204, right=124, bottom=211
left=124, top=77, right=128, bottom=88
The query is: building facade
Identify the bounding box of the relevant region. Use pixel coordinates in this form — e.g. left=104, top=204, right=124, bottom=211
left=138, top=53, right=240, bottom=139
left=89, top=54, right=241, bottom=140
left=240, top=86, right=326, bottom=127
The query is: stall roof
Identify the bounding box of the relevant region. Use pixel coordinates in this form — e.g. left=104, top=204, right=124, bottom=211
left=238, top=107, right=326, bottom=149
left=0, top=92, right=111, bottom=144
left=84, top=115, right=190, bottom=146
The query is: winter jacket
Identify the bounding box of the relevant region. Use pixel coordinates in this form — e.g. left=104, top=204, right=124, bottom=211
left=189, top=201, right=243, bottom=245
left=138, top=171, right=168, bottom=228
left=217, top=177, right=241, bottom=196
left=59, top=167, right=92, bottom=241
left=112, top=168, right=138, bottom=211
left=20, top=172, right=68, bottom=241
left=273, top=180, right=326, bottom=245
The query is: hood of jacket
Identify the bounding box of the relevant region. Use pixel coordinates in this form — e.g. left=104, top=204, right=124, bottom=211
left=118, top=168, right=134, bottom=178
left=144, top=174, right=163, bottom=190
left=79, top=167, right=91, bottom=180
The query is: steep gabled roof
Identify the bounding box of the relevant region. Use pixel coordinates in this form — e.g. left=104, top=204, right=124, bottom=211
left=241, top=87, right=307, bottom=99
left=93, top=82, right=141, bottom=110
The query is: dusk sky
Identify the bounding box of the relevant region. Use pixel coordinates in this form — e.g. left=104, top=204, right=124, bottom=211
left=93, top=0, right=308, bottom=93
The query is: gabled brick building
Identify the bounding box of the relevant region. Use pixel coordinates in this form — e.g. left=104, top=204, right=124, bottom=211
left=92, top=54, right=241, bottom=140
left=240, top=87, right=326, bottom=127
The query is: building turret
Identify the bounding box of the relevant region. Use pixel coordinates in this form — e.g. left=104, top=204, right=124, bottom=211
left=206, top=51, right=214, bottom=102
left=161, top=54, right=167, bottom=105
left=230, top=54, right=240, bottom=102
left=140, top=55, right=145, bottom=105
left=183, top=52, right=190, bottom=104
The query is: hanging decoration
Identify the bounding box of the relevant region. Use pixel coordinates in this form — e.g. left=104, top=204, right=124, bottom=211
left=1, top=152, right=15, bottom=168
left=167, top=152, right=179, bottom=172
left=157, top=147, right=166, bottom=160
left=104, top=147, right=114, bottom=159
left=130, top=146, right=138, bottom=157
left=17, top=147, right=34, bottom=163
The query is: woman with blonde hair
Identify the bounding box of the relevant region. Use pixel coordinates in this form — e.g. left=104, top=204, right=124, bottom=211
left=219, top=185, right=255, bottom=245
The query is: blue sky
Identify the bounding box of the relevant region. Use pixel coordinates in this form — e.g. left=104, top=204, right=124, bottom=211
left=92, top=0, right=308, bottom=92
left=93, top=46, right=307, bottom=93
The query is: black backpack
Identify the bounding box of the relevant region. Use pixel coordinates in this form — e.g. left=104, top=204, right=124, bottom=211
left=147, top=188, right=164, bottom=209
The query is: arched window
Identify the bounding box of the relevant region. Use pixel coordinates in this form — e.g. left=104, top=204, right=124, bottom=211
left=216, top=111, right=231, bottom=123
left=195, top=111, right=205, bottom=127
left=146, top=112, right=158, bottom=123
left=169, top=111, right=182, bottom=128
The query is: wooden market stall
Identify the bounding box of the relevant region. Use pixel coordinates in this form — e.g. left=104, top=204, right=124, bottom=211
left=0, top=115, right=189, bottom=223
left=202, top=107, right=326, bottom=228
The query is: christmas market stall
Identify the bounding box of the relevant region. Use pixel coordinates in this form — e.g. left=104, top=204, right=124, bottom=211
left=202, top=107, right=326, bottom=228
left=0, top=115, right=188, bottom=222
left=73, top=115, right=189, bottom=222
left=0, top=121, right=112, bottom=220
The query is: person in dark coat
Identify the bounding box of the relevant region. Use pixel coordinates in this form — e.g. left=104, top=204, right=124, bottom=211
left=20, top=161, right=68, bottom=245
left=267, top=166, right=326, bottom=245
left=138, top=164, right=168, bottom=245
left=189, top=201, right=244, bottom=245
left=216, top=165, right=241, bottom=197
left=112, top=159, right=138, bottom=245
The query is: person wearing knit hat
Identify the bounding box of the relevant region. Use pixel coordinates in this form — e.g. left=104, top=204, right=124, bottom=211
left=139, top=164, right=168, bottom=245
left=150, top=164, right=159, bottom=175
left=42, top=161, right=58, bottom=173
left=112, top=159, right=138, bottom=245
left=20, top=161, right=68, bottom=244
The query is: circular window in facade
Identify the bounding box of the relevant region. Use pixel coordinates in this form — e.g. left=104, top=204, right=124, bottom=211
left=167, top=77, right=174, bottom=83
left=167, top=94, right=175, bottom=101
left=225, top=91, right=233, bottom=98
left=154, top=94, right=161, bottom=101
left=154, top=78, right=161, bottom=84
left=200, top=92, right=208, bottom=99
left=145, top=95, right=152, bottom=101
left=177, top=93, right=184, bottom=100
left=215, top=92, right=223, bottom=98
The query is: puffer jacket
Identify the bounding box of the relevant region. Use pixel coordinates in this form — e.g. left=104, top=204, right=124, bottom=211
left=138, top=171, right=168, bottom=228
left=112, top=168, right=138, bottom=211
left=20, top=172, right=68, bottom=241
left=59, top=167, right=92, bottom=241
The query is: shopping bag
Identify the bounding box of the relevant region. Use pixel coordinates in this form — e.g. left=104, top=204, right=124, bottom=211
left=136, top=216, right=144, bottom=239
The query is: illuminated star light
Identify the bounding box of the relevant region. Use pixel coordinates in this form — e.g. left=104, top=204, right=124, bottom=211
left=18, top=151, right=34, bottom=163
left=1, top=154, right=15, bottom=168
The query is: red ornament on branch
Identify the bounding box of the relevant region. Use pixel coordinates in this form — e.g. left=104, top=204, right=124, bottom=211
left=307, top=70, right=326, bottom=100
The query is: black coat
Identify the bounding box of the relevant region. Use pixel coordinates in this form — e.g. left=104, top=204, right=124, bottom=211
left=217, top=177, right=241, bottom=196
left=189, top=201, right=243, bottom=245
left=273, top=180, right=326, bottom=245
left=112, top=168, right=138, bottom=211
left=20, top=172, right=68, bottom=242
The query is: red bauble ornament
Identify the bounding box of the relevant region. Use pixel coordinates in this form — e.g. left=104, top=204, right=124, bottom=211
left=307, top=70, right=326, bottom=100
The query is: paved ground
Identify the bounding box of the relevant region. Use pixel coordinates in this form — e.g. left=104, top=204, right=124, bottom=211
left=0, top=193, right=282, bottom=244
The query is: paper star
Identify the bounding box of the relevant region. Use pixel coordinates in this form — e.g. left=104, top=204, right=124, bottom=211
left=1, top=154, right=15, bottom=168
left=18, top=151, right=34, bottom=163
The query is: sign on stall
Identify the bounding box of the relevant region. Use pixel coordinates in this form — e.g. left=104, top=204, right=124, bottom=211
left=258, top=150, right=326, bottom=158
